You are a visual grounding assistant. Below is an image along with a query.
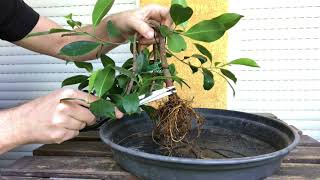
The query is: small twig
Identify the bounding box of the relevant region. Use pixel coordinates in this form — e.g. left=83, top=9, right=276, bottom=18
left=126, top=33, right=138, bottom=95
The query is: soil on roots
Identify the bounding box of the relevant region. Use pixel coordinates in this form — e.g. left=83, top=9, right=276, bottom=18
left=152, top=94, right=205, bottom=157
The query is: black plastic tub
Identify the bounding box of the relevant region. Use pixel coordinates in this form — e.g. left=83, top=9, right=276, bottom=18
left=100, top=109, right=300, bottom=180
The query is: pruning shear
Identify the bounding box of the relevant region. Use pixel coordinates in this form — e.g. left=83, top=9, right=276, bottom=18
left=81, top=86, right=177, bottom=132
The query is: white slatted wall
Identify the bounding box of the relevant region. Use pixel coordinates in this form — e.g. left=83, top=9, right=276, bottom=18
left=228, top=0, right=320, bottom=140
left=0, top=0, right=138, bottom=167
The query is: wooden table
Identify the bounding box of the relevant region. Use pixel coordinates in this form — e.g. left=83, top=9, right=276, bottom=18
left=1, top=114, right=320, bottom=180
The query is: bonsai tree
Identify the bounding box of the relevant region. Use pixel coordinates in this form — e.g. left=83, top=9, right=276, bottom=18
left=28, top=0, right=259, bottom=156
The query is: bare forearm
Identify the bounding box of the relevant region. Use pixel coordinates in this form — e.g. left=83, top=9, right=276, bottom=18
left=0, top=109, right=22, bottom=154
left=16, top=15, right=123, bottom=61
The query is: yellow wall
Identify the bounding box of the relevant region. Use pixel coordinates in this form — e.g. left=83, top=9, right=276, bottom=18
left=141, top=0, right=228, bottom=109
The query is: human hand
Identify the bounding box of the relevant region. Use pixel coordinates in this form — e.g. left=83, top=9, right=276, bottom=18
left=108, top=4, right=173, bottom=44
left=10, top=89, right=123, bottom=145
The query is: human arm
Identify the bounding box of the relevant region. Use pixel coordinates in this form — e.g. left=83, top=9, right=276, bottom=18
left=15, top=4, right=172, bottom=61
left=0, top=88, right=123, bottom=154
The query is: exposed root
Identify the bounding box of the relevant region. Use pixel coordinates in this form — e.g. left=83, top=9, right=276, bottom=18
left=152, top=94, right=205, bottom=157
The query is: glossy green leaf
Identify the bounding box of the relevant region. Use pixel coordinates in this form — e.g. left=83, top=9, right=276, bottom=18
left=78, top=80, right=89, bottom=90
left=67, top=20, right=76, bottom=28
left=122, top=58, right=133, bottom=69
left=192, top=54, right=207, bottom=64
left=168, top=33, right=187, bottom=53
left=146, top=62, right=162, bottom=73
left=183, top=20, right=225, bottom=42
left=171, top=0, right=187, bottom=7
left=189, top=63, right=198, bottom=74
left=88, top=71, right=98, bottom=93
left=106, top=20, right=121, bottom=38
left=159, top=25, right=172, bottom=37
left=194, top=43, right=212, bottom=61
left=122, top=94, right=140, bottom=114
left=214, top=62, right=222, bottom=67
left=202, top=68, right=214, bottom=90
left=117, top=75, right=130, bottom=89
left=169, top=64, right=176, bottom=76
left=60, top=41, right=100, bottom=57
left=228, top=58, right=260, bottom=67
left=74, top=61, right=93, bottom=72
left=170, top=4, right=193, bottom=26
left=61, top=75, right=88, bottom=87
left=90, top=99, right=115, bottom=119
left=108, top=94, right=125, bottom=112
left=92, top=0, right=115, bottom=27
left=100, top=54, right=115, bottom=68
left=173, top=76, right=190, bottom=88
left=212, top=13, right=243, bottom=30
left=220, top=69, right=237, bottom=84
left=137, top=52, right=148, bottom=73
left=64, top=13, right=73, bottom=20
left=94, top=66, right=115, bottom=97
left=114, top=66, right=136, bottom=79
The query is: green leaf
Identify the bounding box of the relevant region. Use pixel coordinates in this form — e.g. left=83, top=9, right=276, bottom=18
left=171, top=0, right=187, bottom=7
left=146, top=62, right=162, bottom=73
left=117, top=75, right=130, bottom=89
left=100, top=54, right=115, bottom=68
left=170, top=4, right=193, bottom=26
left=78, top=80, right=89, bottom=90
left=220, top=69, right=237, bottom=84
left=194, top=43, right=212, bottom=61
left=202, top=68, right=214, bottom=90
left=189, top=63, right=198, bottom=74
left=62, top=75, right=88, bottom=87
left=167, top=33, right=187, bottom=53
left=89, top=71, right=98, bottom=93
left=107, top=83, right=124, bottom=95
left=122, top=58, right=133, bottom=69
left=228, top=58, right=260, bottom=67
left=137, top=52, right=148, bottom=73
left=60, top=41, right=100, bottom=57
left=114, top=66, right=136, bottom=79
left=212, top=13, right=243, bottom=30
left=214, top=62, right=222, bottom=67
left=173, top=76, right=190, bottom=88
left=94, top=66, right=116, bottom=97
left=122, top=94, right=140, bottom=114
left=108, top=94, right=125, bottom=112
left=74, top=61, right=93, bottom=72
left=169, top=64, right=177, bottom=76
left=106, top=20, right=121, bottom=38
left=183, top=20, right=225, bottom=42
left=90, top=99, right=115, bottom=119
left=67, top=20, right=76, bottom=29
left=92, top=0, right=115, bottom=27
left=192, top=54, right=207, bottom=64
left=64, top=13, right=73, bottom=20
left=159, top=25, right=172, bottom=37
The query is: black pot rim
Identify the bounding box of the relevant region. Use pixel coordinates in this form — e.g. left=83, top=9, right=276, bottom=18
left=100, top=109, right=300, bottom=166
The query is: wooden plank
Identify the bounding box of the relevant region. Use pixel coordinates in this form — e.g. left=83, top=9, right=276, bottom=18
left=0, top=177, right=47, bottom=180
left=298, top=135, right=320, bottom=147
left=72, top=131, right=100, bottom=142
left=0, top=156, right=138, bottom=180
left=1, top=156, right=319, bottom=180
left=33, top=142, right=111, bottom=157
left=267, top=163, right=320, bottom=180
left=284, top=146, right=320, bottom=164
